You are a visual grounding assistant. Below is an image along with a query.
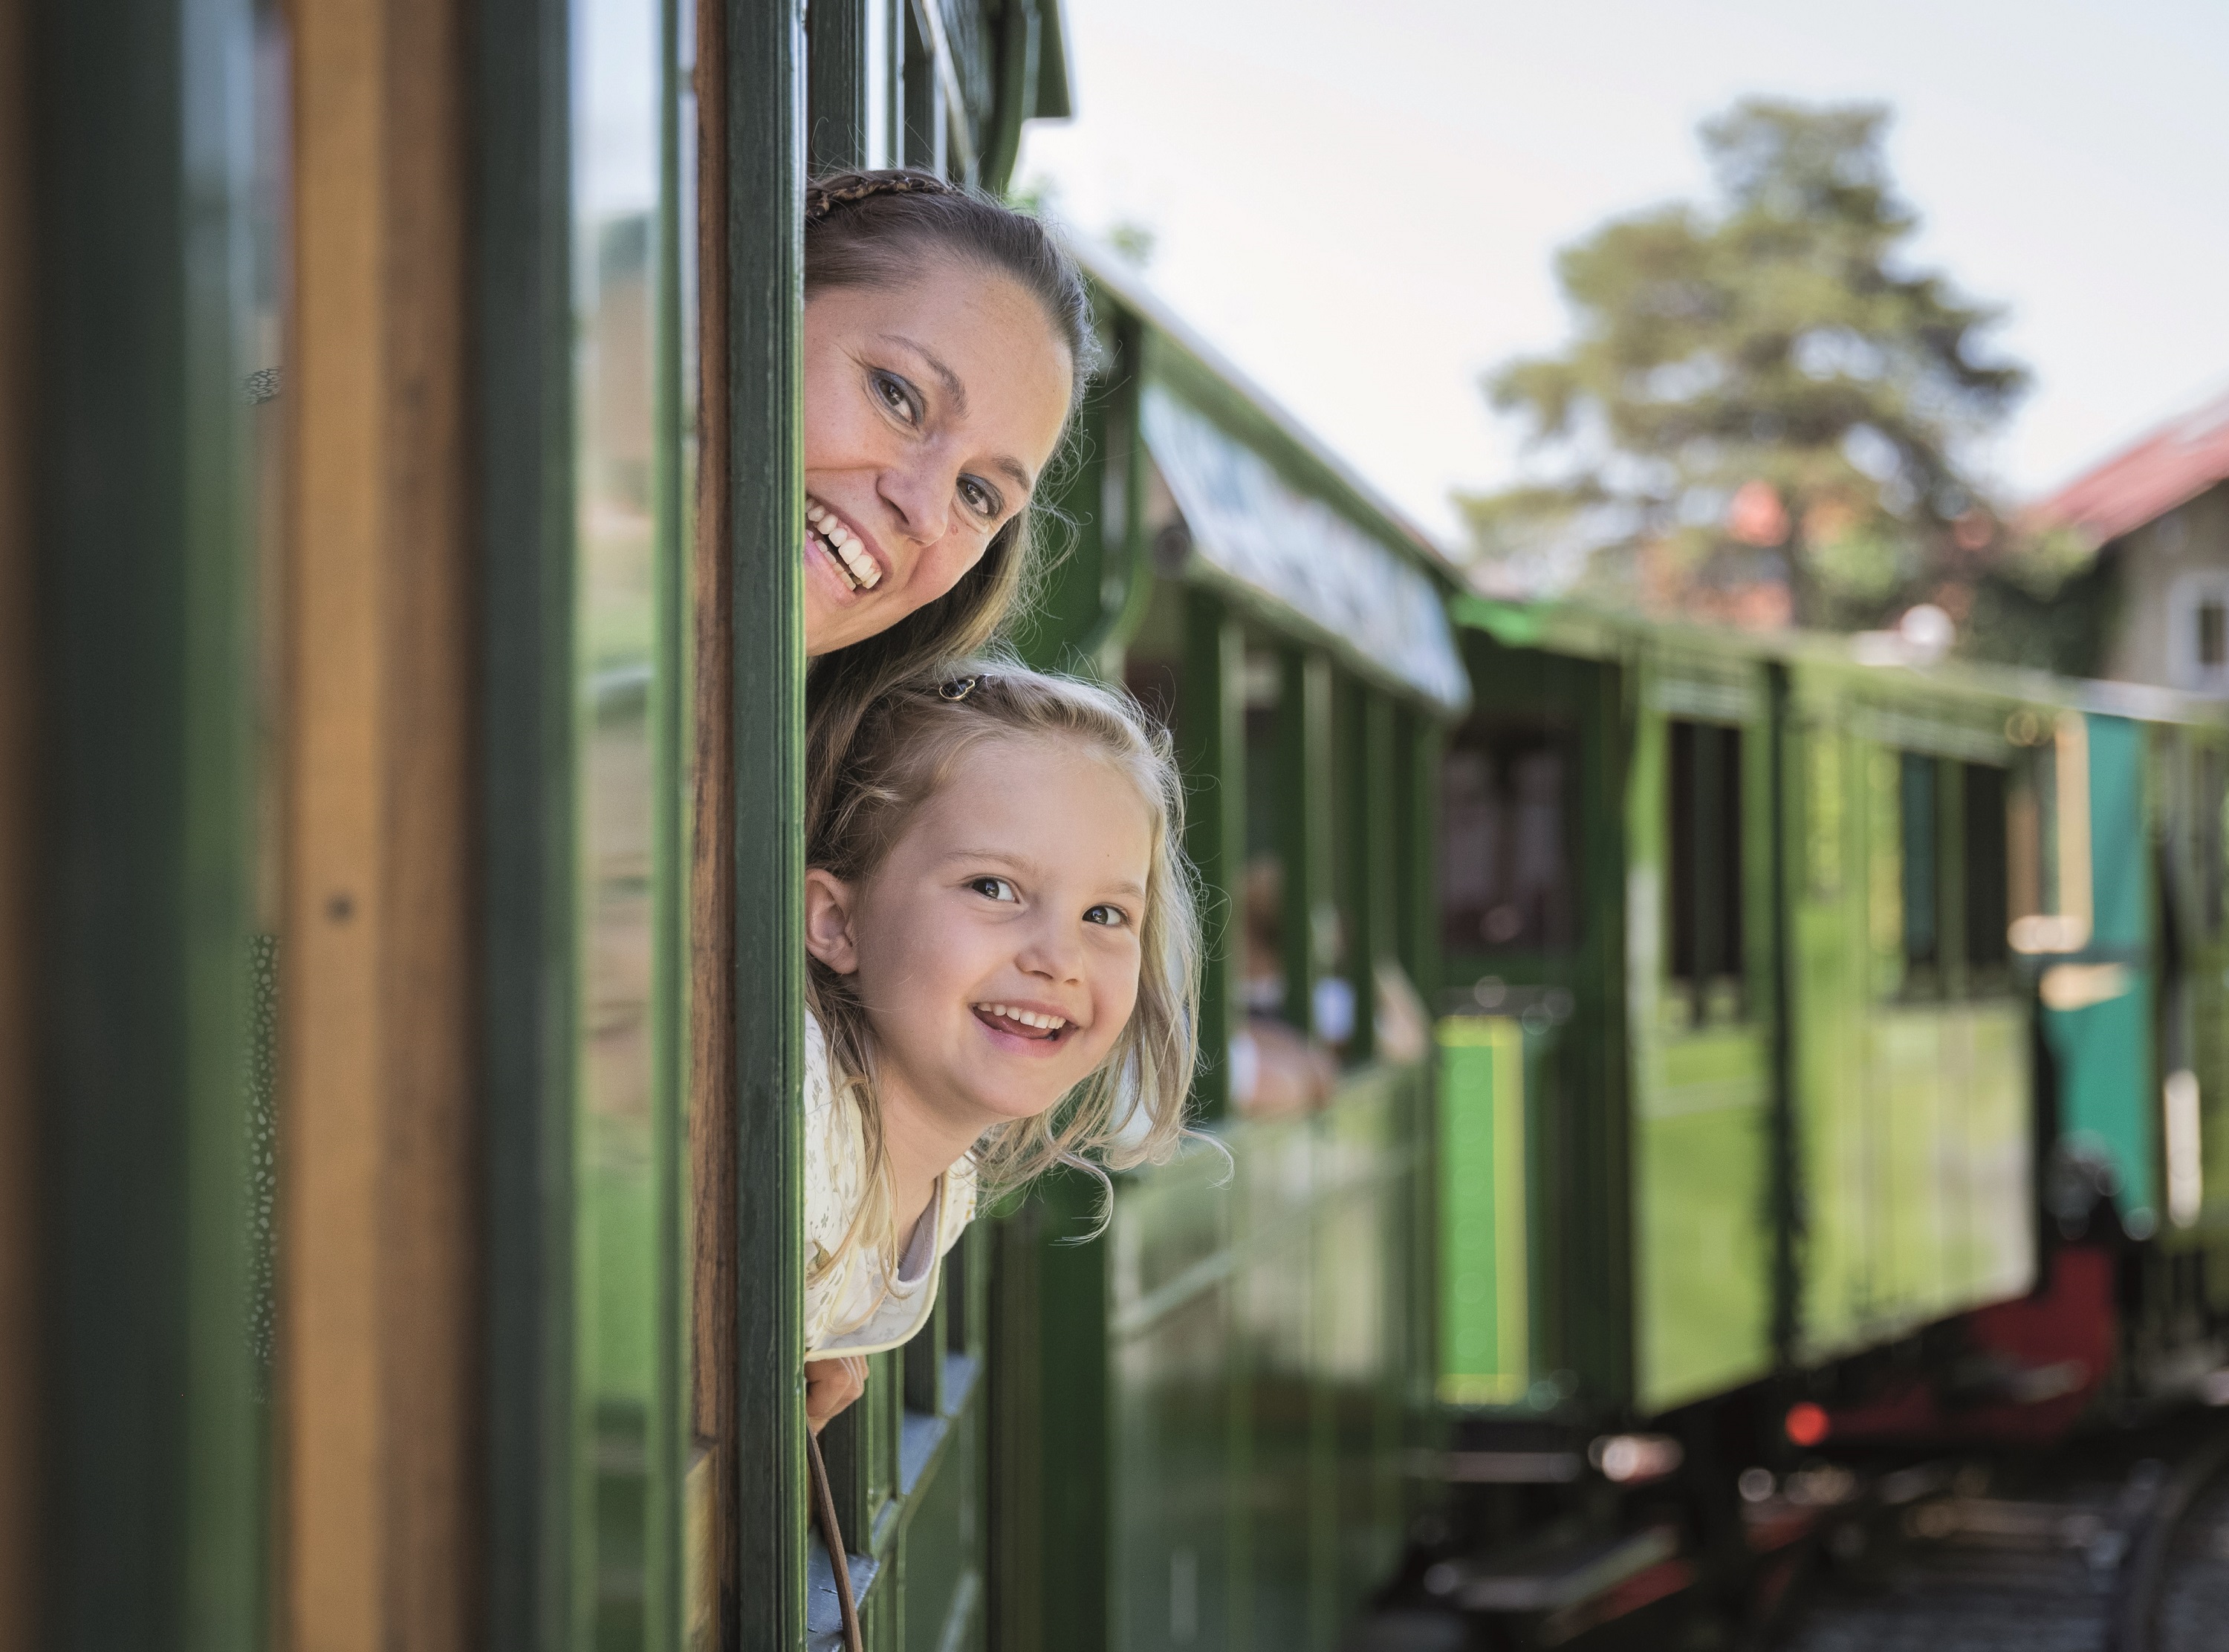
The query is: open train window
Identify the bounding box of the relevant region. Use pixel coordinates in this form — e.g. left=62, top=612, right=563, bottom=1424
left=2007, top=712, right=2094, bottom=955
left=1899, top=752, right=1940, bottom=978
left=1440, top=718, right=1577, bottom=955
left=1667, top=719, right=1744, bottom=1022
left=1964, top=762, right=2011, bottom=978
left=2199, top=748, right=2225, bottom=940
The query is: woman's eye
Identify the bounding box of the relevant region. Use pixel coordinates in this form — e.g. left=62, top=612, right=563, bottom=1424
left=958, top=475, right=1002, bottom=521
left=872, top=371, right=919, bottom=423
left=968, top=877, right=1019, bottom=903
left=1083, top=903, right=1129, bottom=928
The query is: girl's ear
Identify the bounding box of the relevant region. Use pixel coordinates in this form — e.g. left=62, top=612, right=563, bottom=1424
left=804, top=868, right=862, bottom=975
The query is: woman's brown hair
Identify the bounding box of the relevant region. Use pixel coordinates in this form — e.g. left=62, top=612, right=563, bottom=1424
left=803, top=168, right=1103, bottom=832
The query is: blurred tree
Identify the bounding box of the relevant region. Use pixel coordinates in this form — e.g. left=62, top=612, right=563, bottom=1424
left=1459, top=98, right=2077, bottom=643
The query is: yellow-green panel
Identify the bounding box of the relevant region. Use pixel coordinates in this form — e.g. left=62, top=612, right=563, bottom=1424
left=1790, top=715, right=1875, bottom=1362
left=1436, top=1018, right=1529, bottom=1407
left=1953, top=1006, right=2035, bottom=1309
left=1634, top=1028, right=1772, bottom=1414
left=1874, top=1012, right=1949, bottom=1321
left=1790, top=701, right=2037, bottom=1362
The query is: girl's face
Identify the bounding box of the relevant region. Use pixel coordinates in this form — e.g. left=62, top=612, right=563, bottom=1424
left=804, top=734, right=1154, bottom=1138
left=800, top=261, right=1074, bottom=657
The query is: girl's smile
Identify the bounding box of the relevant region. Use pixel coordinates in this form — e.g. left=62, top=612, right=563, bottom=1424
left=970, top=1000, right=1075, bottom=1046
left=803, top=731, right=1152, bottom=1169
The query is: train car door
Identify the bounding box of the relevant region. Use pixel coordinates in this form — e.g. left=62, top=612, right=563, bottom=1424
left=1626, top=648, right=1777, bottom=1415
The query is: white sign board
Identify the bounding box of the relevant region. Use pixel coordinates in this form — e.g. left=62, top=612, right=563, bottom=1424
left=1141, top=383, right=1470, bottom=714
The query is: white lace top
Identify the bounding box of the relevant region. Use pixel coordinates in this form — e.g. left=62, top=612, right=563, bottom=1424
left=802, top=1012, right=977, bottom=1356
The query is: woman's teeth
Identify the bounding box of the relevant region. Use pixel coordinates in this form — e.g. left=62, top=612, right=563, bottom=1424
left=806, top=501, right=881, bottom=591
left=976, top=1003, right=1068, bottom=1032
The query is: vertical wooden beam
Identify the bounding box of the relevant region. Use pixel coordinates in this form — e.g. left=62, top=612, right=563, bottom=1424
left=1181, top=589, right=1245, bottom=1122
left=475, top=0, right=574, bottom=1636
left=0, top=0, right=36, bottom=1637
left=688, top=0, right=738, bottom=1636
left=729, top=0, right=809, bottom=1642
left=1361, top=695, right=1398, bottom=970
left=901, top=0, right=945, bottom=175
left=283, top=0, right=479, bottom=1644
left=1279, top=650, right=1333, bottom=1033
left=807, top=0, right=869, bottom=172
left=38, top=0, right=264, bottom=1639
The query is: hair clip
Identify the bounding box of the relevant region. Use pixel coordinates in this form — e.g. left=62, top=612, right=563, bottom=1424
left=805, top=172, right=956, bottom=223
left=937, top=676, right=982, bottom=702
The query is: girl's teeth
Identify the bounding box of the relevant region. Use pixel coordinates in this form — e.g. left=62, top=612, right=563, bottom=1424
left=979, top=1003, right=1066, bottom=1031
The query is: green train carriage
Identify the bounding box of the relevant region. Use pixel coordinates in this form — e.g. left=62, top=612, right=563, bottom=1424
left=1426, top=594, right=2229, bottom=1625
left=987, top=244, right=1470, bottom=1652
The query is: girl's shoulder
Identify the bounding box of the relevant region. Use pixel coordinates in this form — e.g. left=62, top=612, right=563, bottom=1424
left=802, top=1011, right=865, bottom=1258
left=944, top=1148, right=977, bottom=1231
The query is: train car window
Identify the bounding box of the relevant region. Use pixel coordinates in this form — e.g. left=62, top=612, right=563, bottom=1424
left=1900, top=752, right=1941, bottom=976
left=2200, top=747, right=2225, bottom=939
left=570, top=0, right=690, bottom=1630
left=1441, top=718, right=1577, bottom=955
left=1964, top=762, right=2011, bottom=980
left=1242, top=649, right=1294, bottom=1022
left=1667, top=718, right=1744, bottom=1020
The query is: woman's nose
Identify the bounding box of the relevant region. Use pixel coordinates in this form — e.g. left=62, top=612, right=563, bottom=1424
left=877, top=459, right=951, bottom=548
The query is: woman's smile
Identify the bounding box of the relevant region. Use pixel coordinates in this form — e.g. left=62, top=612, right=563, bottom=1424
left=799, top=266, right=1072, bottom=655
left=805, top=495, right=886, bottom=595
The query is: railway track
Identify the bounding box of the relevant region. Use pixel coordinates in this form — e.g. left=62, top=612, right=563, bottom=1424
left=1765, top=1418, right=2229, bottom=1652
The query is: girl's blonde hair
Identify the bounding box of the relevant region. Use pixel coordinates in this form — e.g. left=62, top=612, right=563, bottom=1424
left=805, top=657, right=1201, bottom=1249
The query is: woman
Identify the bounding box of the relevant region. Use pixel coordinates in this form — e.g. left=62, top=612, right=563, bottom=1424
left=794, top=169, right=1100, bottom=1431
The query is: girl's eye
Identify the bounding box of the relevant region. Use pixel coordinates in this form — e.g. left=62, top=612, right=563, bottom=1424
left=872, top=370, right=921, bottom=424
left=958, top=474, right=1003, bottom=521
left=1083, top=903, right=1129, bottom=929
left=968, top=877, right=1019, bottom=903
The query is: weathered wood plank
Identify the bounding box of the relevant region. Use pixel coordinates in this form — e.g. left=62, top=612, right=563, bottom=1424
left=282, top=0, right=478, bottom=1642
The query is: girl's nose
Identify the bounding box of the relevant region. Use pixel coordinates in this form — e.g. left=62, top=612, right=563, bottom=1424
left=1016, top=920, right=1085, bottom=984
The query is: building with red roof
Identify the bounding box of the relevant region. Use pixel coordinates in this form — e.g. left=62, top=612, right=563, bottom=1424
left=2033, top=388, right=2229, bottom=694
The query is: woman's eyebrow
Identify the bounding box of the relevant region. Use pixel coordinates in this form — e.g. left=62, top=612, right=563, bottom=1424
left=877, top=334, right=967, bottom=413
left=876, top=334, right=1036, bottom=495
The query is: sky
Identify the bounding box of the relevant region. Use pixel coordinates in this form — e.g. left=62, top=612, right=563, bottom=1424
left=1015, top=0, right=2229, bottom=549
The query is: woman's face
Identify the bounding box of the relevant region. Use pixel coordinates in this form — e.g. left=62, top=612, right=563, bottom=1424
left=801, top=261, right=1074, bottom=656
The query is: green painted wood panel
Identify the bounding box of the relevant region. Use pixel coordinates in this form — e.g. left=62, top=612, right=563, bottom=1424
left=478, top=0, right=580, bottom=1630
left=37, top=0, right=268, bottom=1641
left=1785, top=681, right=2036, bottom=1363
left=727, top=0, right=808, bottom=1640
left=1109, top=1066, right=1424, bottom=1652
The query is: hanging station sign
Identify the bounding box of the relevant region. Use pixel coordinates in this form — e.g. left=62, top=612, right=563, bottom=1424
left=1141, top=381, right=1471, bottom=716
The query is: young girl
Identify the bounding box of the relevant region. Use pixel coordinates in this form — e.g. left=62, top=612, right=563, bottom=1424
left=799, top=662, right=1201, bottom=1428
